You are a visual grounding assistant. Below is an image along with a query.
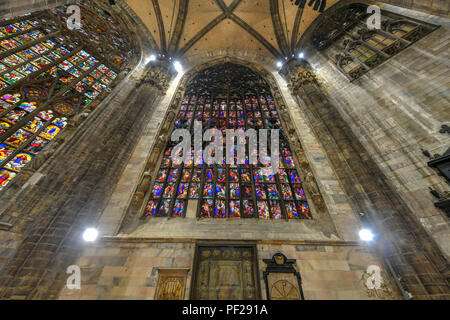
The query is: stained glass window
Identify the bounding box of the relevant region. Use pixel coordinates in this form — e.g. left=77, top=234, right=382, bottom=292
left=0, top=1, right=132, bottom=190
left=145, top=63, right=312, bottom=220
left=311, top=4, right=437, bottom=80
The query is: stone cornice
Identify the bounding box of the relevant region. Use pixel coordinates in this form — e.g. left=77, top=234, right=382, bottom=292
left=99, top=236, right=365, bottom=247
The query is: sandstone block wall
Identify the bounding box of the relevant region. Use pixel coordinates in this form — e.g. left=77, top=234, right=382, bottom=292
left=57, top=240, right=398, bottom=300
left=305, top=5, right=450, bottom=258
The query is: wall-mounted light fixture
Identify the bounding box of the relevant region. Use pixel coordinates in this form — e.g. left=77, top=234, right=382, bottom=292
left=359, top=228, right=375, bottom=242
left=82, top=227, right=98, bottom=242
left=173, top=60, right=183, bottom=73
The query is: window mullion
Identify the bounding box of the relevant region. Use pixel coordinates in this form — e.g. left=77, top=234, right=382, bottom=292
left=0, top=31, right=60, bottom=61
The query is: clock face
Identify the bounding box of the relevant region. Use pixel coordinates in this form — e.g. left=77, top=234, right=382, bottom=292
left=268, top=273, right=302, bottom=300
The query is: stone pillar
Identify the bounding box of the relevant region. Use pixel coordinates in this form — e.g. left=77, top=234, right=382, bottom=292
left=280, top=59, right=449, bottom=299
left=0, top=59, right=174, bottom=299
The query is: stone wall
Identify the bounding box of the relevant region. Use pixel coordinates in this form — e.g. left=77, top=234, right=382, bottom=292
left=380, top=0, right=449, bottom=17
left=0, top=2, right=166, bottom=299
left=58, top=241, right=194, bottom=300
left=57, top=239, right=399, bottom=300
left=304, top=5, right=450, bottom=259
left=0, top=64, right=168, bottom=299
left=1, top=0, right=448, bottom=301
left=257, top=242, right=399, bottom=299
left=99, top=57, right=362, bottom=246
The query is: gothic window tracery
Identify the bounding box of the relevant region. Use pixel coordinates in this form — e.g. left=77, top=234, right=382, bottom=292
left=0, top=0, right=133, bottom=190
left=311, top=4, right=437, bottom=80
left=145, top=63, right=312, bottom=220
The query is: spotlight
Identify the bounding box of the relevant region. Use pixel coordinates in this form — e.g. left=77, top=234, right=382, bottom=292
left=83, top=228, right=98, bottom=242
left=173, top=60, right=183, bottom=73
left=298, top=52, right=305, bottom=59
left=147, top=54, right=156, bottom=63
left=359, top=228, right=374, bottom=242
left=276, top=61, right=283, bottom=68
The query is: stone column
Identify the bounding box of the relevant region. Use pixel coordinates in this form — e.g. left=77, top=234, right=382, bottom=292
left=280, top=59, right=449, bottom=299
left=0, top=59, right=174, bottom=299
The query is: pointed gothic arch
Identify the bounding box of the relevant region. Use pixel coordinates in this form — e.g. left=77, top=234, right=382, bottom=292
left=0, top=1, right=138, bottom=191
left=122, top=57, right=329, bottom=228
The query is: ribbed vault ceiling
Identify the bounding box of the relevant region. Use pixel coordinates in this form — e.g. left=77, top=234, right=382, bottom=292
left=126, top=0, right=340, bottom=63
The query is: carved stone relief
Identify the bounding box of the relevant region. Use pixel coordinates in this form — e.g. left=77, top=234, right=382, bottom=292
left=360, top=268, right=395, bottom=300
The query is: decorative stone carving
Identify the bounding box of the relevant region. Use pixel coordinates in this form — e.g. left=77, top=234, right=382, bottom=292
left=360, top=268, right=395, bottom=300
left=279, top=109, right=295, bottom=135
left=146, top=152, right=160, bottom=173
left=138, top=69, right=169, bottom=92
left=161, top=111, right=175, bottom=135
left=279, top=59, right=319, bottom=95
left=154, top=134, right=166, bottom=154
left=291, top=68, right=319, bottom=90
left=145, top=135, right=166, bottom=172
left=138, top=59, right=175, bottom=93
left=295, top=149, right=310, bottom=169
left=133, top=171, right=152, bottom=205
left=305, top=171, right=325, bottom=210
left=69, top=111, right=91, bottom=128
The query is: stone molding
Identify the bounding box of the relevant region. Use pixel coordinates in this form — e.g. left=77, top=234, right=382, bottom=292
left=100, top=236, right=363, bottom=247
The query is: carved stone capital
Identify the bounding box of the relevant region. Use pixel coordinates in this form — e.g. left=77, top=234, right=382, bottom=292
left=279, top=59, right=319, bottom=93
left=138, top=59, right=175, bottom=93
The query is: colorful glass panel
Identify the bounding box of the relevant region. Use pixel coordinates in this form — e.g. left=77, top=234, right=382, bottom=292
left=0, top=2, right=131, bottom=190
left=145, top=63, right=311, bottom=219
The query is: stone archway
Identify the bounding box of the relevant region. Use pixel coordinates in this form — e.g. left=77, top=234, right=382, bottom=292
left=117, top=56, right=338, bottom=238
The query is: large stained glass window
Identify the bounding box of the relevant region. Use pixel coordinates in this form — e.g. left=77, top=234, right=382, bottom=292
left=311, top=3, right=437, bottom=80
left=145, top=63, right=311, bottom=220
left=0, top=1, right=132, bottom=190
